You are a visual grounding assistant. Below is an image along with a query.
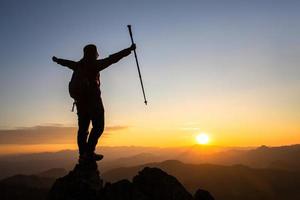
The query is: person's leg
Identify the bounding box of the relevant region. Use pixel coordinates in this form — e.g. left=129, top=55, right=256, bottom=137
left=77, top=113, right=90, bottom=156
left=87, top=110, right=104, bottom=154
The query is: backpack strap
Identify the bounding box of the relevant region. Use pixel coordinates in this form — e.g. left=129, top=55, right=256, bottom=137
left=71, top=101, right=77, bottom=112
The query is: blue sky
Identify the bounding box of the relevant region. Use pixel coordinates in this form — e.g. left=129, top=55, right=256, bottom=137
left=0, top=0, right=299, bottom=146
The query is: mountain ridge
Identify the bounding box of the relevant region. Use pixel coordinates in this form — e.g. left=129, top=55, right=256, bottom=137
left=1, top=144, right=300, bottom=180
left=102, top=159, right=300, bottom=200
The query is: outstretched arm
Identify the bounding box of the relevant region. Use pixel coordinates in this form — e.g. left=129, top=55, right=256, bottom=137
left=52, top=56, right=77, bottom=70
left=97, top=44, right=136, bottom=71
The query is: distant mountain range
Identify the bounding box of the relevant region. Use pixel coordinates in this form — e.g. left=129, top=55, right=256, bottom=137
left=1, top=159, right=300, bottom=200
left=1, top=144, right=300, bottom=179
left=179, top=144, right=300, bottom=170
left=0, top=168, right=66, bottom=200
left=102, top=160, right=300, bottom=200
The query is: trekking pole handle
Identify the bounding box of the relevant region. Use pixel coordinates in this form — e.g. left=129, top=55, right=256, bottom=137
left=127, top=25, right=134, bottom=44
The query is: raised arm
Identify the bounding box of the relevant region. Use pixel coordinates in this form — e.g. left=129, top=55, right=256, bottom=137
left=52, top=56, right=77, bottom=70
left=97, top=44, right=136, bottom=71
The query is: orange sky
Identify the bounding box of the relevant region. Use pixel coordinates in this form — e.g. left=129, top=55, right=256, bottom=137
left=0, top=1, right=300, bottom=154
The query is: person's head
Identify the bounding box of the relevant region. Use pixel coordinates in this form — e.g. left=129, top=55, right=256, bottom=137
left=83, top=44, right=99, bottom=60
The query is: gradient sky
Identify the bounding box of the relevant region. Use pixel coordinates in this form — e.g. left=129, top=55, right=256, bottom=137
left=0, top=0, right=299, bottom=149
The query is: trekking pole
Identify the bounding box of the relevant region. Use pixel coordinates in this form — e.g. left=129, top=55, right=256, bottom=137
left=127, top=25, right=148, bottom=105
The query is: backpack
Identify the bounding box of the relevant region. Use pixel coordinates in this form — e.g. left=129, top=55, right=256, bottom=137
left=68, top=61, right=90, bottom=110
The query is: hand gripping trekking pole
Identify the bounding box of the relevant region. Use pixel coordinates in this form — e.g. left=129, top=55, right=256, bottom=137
left=127, top=25, right=148, bottom=105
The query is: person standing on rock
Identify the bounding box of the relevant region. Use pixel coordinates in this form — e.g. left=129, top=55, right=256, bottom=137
left=52, top=43, right=136, bottom=162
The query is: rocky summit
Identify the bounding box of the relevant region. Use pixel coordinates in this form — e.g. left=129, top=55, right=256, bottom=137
left=47, top=161, right=102, bottom=200
left=48, top=161, right=214, bottom=200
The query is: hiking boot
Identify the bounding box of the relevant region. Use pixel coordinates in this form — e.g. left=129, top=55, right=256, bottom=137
left=79, top=152, right=104, bottom=163
left=92, top=153, right=104, bottom=161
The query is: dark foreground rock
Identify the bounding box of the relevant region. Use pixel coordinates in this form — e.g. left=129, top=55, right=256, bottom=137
left=48, top=161, right=214, bottom=200
left=132, top=167, right=193, bottom=200
left=194, top=189, right=215, bottom=200
left=48, top=161, right=102, bottom=200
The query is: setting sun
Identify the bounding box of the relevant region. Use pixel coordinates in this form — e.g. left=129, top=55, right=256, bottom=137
left=196, top=133, right=210, bottom=145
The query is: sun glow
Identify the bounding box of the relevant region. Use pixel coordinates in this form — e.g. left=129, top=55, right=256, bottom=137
left=196, top=133, right=210, bottom=145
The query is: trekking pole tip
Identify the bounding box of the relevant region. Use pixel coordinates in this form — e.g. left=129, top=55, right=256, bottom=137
left=144, top=100, right=147, bottom=105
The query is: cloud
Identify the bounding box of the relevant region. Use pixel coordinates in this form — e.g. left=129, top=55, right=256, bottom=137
left=105, top=126, right=128, bottom=131
left=0, top=125, right=128, bottom=145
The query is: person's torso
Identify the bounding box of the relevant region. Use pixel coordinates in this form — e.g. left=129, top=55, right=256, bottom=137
left=77, top=59, right=101, bottom=99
